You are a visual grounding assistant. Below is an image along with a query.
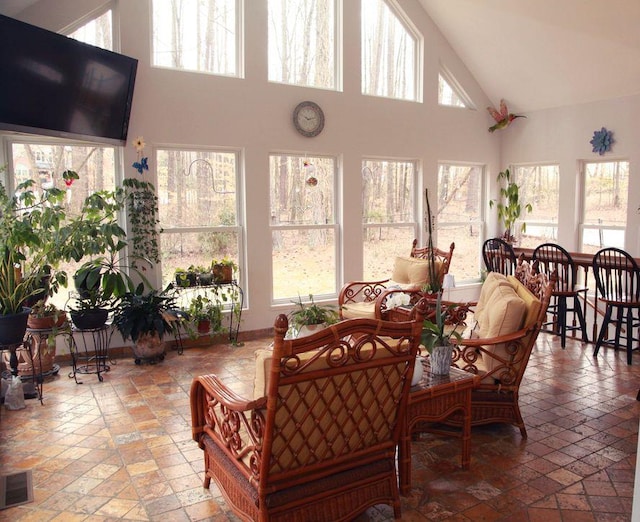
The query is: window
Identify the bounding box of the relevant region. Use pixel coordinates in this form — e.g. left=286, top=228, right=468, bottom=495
left=438, top=66, right=472, bottom=108
left=269, top=154, right=337, bottom=301
left=581, top=160, right=629, bottom=253
left=152, top=0, right=241, bottom=77
left=362, top=159, right=416, bottom=280
left=9, top=140, right=118, bottom=307
left=156, top=148, right=242, bottom=291
left=268, top=0, right=337, bottom=89
left=512, top=164, right=559, bottom=248
left=67, top=9, right=113, bottom=50
left=361, top=0, right=421, bottom=101
left=437, top=163, right=484, bottom=281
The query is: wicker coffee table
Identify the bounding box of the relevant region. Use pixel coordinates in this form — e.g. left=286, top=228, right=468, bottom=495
left=399, top=359, right=479, bottom=494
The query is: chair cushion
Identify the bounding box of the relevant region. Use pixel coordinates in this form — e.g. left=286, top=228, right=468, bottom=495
left=507, top=275, right=541, bottom=329
left=341, top=301, right=377, bottom=320
left=474, top=272, right=510, bottom=326
left=391, top=256, right=441, bottom=287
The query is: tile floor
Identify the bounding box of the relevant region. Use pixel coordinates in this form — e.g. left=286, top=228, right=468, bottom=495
left=0, top=331, right=638, bottom=521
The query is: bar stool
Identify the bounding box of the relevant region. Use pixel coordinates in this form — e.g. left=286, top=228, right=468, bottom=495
left=533, top=243, right=588, bottom=348
left=592, top=247, right=640, bottom=365
left=482, top=237, right=517, bottom=275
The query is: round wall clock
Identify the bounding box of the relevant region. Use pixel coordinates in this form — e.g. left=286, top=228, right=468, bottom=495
left=293, top=101, right=324, bottom=137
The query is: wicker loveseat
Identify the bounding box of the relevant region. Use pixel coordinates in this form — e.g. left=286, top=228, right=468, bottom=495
left=447, top=259, right=556, bottom=437
left=339, top=240, right=454, bottom=320
left=190, top=302, right=427, bottom=521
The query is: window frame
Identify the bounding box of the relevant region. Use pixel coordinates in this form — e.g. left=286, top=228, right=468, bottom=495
left=269, top=152, right=340, bottom=304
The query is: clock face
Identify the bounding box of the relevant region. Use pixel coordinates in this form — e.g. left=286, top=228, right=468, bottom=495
left=293, top=101, right=324, bottom=137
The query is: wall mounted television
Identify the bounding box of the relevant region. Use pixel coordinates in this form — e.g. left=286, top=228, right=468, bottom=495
left=0, top=14, right=137, bottom=146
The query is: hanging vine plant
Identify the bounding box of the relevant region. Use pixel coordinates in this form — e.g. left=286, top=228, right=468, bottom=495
left=122, top=178, right=162, bottom=266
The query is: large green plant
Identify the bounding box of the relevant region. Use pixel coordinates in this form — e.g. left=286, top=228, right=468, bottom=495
left=112, top=288, right=178, bottom=343
left=489, top=168, right=532, bottom=243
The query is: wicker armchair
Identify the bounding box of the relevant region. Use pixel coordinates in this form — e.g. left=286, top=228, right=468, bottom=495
left=190, top=301, right=428, bottom=521
left=447, top=259, right=556, bottom=438
left=339, top=241, right=454, bottom=320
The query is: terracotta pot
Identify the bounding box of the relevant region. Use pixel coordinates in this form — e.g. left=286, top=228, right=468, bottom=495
left=132, top=332, right=166, bottom=363
left=197, top=319, right=211, bottom=334
left=213, top=264, right=233, bottom=283
left=27, top=312, right=67, bottom=330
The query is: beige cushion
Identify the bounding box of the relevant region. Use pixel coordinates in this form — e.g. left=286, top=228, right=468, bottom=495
left=478, top=282, right=526, bottom=374
left=507, top=275, right=542, bottom=329
left=341, top=301, right=377, bottom=320
left=474, top=272, right=510, bottom=326
left=391, top=256, right=441, bottom=287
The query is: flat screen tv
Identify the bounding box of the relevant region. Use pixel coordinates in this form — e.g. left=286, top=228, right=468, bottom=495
left=0, top=14, right=137, bottom=145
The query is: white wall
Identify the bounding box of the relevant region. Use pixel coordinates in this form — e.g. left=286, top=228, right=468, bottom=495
left=9, top=0, right=499, bottom=332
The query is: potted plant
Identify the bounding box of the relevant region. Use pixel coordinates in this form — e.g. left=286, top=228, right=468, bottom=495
left=112, top=288, right=179, bottom=364
left=175, top=267, right=197, bottom=288
left=489, top=168, right=533, bottom=244
left=212, top=258, right=237, bottom=283
left=27, top=300, right=67, bottom=330
left=194, top=266, right=214, bottom=286
left=288, top=294, right=339, bottom=337
left=185, top=294, right=223, bottom=338
left=420, top=293, right=462, bottom=376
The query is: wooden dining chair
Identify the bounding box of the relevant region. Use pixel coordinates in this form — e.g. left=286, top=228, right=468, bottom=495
left=533, top=243, right=588, bottom=348
left=482, top=237, right=517, bottom=276
left=592, top=247, right=640, bottom=365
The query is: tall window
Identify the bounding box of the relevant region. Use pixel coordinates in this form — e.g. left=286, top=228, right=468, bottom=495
left=152, top=0, right=241, bottom=77
left=512, top=164, right=559, bottom=248
left=270, top=154, right=337, bottom=301
left=581, top=160, right=629, bottom=253
left=268, top=0, right=337, bottom=89
left=437, top=163, right=484, bottom=282
left=9, top=141, right=118, bottom=307
left=361, top=0, right=421, bottom=101
left=156, top=149, right=242, bottom=289
left=362, top=159, right=416, bottom=280
left=67, top=9, right=113, bottom=50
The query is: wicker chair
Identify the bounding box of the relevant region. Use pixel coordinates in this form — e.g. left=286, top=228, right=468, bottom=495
left=447, top=259, right=556, bottom=438
left=190, top=301, right=428, bottom=521
left=339, top=241, right=454, bottom=320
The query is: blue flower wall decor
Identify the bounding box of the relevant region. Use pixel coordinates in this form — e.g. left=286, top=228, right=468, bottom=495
left=590, top=127, right=614, bottom=155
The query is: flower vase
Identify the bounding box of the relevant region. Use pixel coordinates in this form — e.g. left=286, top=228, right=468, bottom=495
left=430, top=344, right=452, bottom=375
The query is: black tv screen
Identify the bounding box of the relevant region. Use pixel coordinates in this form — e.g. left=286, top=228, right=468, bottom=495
left=0, top=14, right=137, bottom=145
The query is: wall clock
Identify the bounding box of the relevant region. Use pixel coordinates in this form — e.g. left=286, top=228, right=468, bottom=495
left=293, top=101, right=324, bottom=137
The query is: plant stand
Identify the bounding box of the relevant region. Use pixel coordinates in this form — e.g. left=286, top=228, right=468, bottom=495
left=68, top=324, right=113, bottom=383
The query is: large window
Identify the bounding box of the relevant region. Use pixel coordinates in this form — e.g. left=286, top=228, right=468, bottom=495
left=362, top=159, right=416, bottom=280
left=361, top=0, right=421, bottom=101
left=512, top=164, right=559, bottom=248
left=581, top=160, right=629, bottom=253
left=156, top=148, right=242, bottom=289
left=270, top=154, right=337, bottom=301
left=9, top=141, right=118, bottom=307
left=437, top=163, right=484, bottom=282
left=268, top=0, right=338, bottom=89
left=152, top=0, right=241, bottom=77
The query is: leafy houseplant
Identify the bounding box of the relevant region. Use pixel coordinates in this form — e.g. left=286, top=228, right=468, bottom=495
left=112, top=288, right=179, bottom=364
left=122, top=178, right=162, bottom=267
left=489, top=168, right=532, bottom=244
left=212, top=258, right=237, bottom=283
left=288, top=294, right=339, bottom=337
left=185, top=294, right=223, bottom=338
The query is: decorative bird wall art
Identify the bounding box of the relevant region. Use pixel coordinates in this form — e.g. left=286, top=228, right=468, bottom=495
left=487, top=99, right=526, bottom=132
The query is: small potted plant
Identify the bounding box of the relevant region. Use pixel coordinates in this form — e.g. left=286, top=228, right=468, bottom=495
left=288, top=294, right=339, bottom=337
left=27, top=300, right=67, bottom=330
left=194, top=266, right=214, bottom=286
left=175, top=267, right=197, bottom=287
left=420, top=293, right=462, bottom=376
left=185, top=294, right=223, bottom=338
left=212, top=258, right=237, bottom=283
left=112, top=288, right=179, bottom=364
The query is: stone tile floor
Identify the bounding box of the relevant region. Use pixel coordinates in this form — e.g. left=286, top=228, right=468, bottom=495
left=0, top=331, right=638, bottom=521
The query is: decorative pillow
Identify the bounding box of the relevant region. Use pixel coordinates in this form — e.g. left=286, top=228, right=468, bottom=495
left=474, top=272, right=510, bottom=327
left=391, top=256, right=441, bottom=287
left=507, top=275, right=541, bottom=329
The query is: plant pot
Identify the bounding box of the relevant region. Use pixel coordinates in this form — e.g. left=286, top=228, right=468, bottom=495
left=176, top=272, right=197, bottom=287
left=430, top=344, right=452, bottom=375
left=198, top=272, right=214, bottom=286
left=71, top=308, right=109, bottom=330
left=213, top=264, right=233, bottom=283
left=296, top=323, right=325, bottom=338
left=132, top=332, right=166, bottom=364
left=27, top=312, right=67, bottom=330
left=0, top=308, right=30, bottom=345
left=4, top=337, right=56, bottom=376
left=197, top=319, right=211, bottom=334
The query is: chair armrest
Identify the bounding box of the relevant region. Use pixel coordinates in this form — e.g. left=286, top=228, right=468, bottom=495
left=374, top=288, right=423, bottom=318
left=190, top=374, right=267, bottom=479
left=451, top=327, right=532, bottom=387
left=338, top=279, right=391, bottom=306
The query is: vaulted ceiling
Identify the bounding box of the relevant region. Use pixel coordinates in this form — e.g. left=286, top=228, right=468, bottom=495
left=3, top=0, right=640, bottom=114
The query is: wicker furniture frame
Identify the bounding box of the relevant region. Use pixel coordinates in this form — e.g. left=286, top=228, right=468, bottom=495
left=449, top=259, right=556, bottom=438
left=338, top=241, right=455, bottom=320
left=191, top=301, right=427, bottom=521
